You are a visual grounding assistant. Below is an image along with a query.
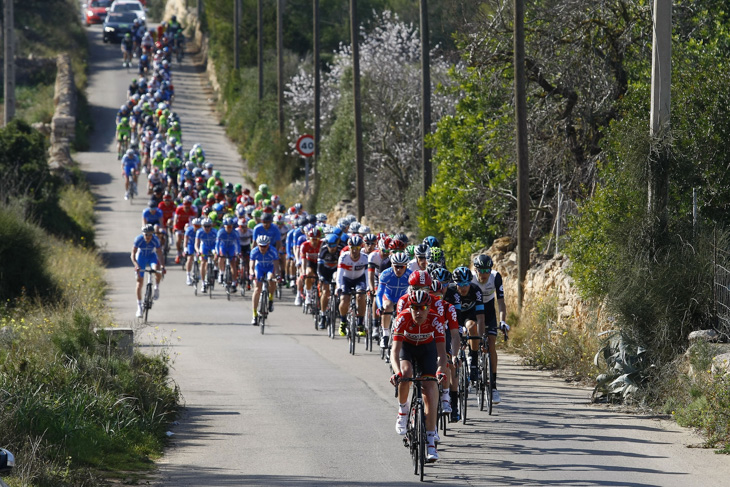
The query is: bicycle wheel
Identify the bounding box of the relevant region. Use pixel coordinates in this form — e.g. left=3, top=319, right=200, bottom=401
left=259, top=283, right=268, bottom=334
left=439, top=387, right=448, bottom=437
left=143, top=282, right=152, bottom=323
left=225, top=263, right=232, bottom=301
left=485, top=348, right=493, bottom=415
left=349, top=312, right=356, bottom=355
left=460, top=359, right=469, bottom=425
left=418, top=401, right=426, bottom=480
left=193, top=260, right=200, bottom=296
left=408, top=399, right=418, bottom=475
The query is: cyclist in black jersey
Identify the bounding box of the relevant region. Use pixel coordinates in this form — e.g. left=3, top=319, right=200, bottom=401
left=317, top=234, right=340, bottom=329
left=452, top=267, right=486, bottom=382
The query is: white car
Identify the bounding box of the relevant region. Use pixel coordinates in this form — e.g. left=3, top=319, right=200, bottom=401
left=110, top=0, right=146, bottom=23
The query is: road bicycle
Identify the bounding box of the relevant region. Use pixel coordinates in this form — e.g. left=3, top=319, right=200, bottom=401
left=396, top=374, right=440, bottom=481
left=477, top=328, right=509, bottom=415
left=326, top=283, right=338, bottom=339
left=458, top=335, right=482, bottom=425
left=346, top=289, right=367, bottom=355
left=238, top=254, right=251, bottom=297
left=205, top=254, right=216, bottom=298
left=258, top=278, right=270, bottom=335
left=223, top=257, right=234, bottom=301
left=365, top=292, right=375, bottom=352
left=117, top=134, right=129, bottom=160
left=276, top=275, right=283, bottom=300
left=141, top=267, right=161, bottom=323
left=306, top=277, right=321, bottom=331
left=192, top=255, right=201, bottom=296
left=438, top=383, right=448, bottom=438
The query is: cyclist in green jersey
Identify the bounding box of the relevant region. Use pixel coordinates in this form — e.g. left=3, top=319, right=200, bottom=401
left=116, top=117, right=132, bottom=160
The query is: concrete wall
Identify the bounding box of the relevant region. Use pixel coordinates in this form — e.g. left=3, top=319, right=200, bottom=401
left=48, top=53, right=76, bottom=173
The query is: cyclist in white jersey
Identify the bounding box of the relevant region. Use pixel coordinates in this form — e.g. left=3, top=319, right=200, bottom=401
left=336, top=235, right=369, bottom=336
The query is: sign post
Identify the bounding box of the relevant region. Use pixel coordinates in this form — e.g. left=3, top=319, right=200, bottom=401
left=296, top=134, right=315, bottom=193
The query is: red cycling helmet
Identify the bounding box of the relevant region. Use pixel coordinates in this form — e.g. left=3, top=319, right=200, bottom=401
left=408, top=270, right=433, bottom=289
left=409, top=290, right=432, bottom=307
left=388, top=238, right=406, bottom=251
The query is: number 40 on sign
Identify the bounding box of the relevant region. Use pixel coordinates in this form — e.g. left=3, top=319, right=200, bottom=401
left=296, top=134, right=315, bottom=157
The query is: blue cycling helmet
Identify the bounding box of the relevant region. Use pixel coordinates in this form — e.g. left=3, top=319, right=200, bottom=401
left=325, top=234, right=339, bottom=246
left=423, top=236, right=440, bottom=248
left=213, top=203, right=223, bottom=213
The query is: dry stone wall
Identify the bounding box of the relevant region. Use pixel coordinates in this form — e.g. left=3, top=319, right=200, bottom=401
left=48, top=53, right=76, bottom=175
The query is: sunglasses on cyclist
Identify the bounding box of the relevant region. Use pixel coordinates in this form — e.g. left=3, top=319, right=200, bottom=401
left=457, top=281, right=471, bottom=287
left=478, top=268, right=492, bottom=274
left=393, top=265, right=406, bottom=270
left=410, top=305, right=428, bottom=312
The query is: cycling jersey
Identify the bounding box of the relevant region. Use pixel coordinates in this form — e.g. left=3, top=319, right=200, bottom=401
left=121, top=153, right=139, bottom=174
left=471, top=270, right=504, bottom=304
left=337, top=251, right=368, bottom=284
left=317, top=245, right=339, bottom=283
left=216, top=227, right=241, bottom=257
left=195, top=227, right=217, bottom=254
left=174, top=205, right=197, bottom=231
left=392, top=307, right=445, bottom=346
left=134, top=234, right=161, bottom=259
left=252, top=223, right=282, bottom=247
left=250, top=246, right=279, bottom=280
left=456, top=283, right=485, bottom=323
left=376, top=267, right=412, bottom=309
left=158, top=201, right=176, bottom=226
left=368, top=250, right=384, bottom=272
left=299, top=240, right=321, bottom=263
left=184, top=225, right=197, bottom=255
left=142, top=207, right=163, bottom=226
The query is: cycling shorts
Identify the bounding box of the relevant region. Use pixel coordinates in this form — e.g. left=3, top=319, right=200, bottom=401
left=217, top=244, right=238, bottom=258
left=399, top=341, right=438, bottom=377
left=339, top=275, right=367, bottom=295
left=200, top=246, right=216, bottom=257
left=185, top=243, right=195, bottom=255
left=123, top=165, right=136, bottom=177
left=241, top=244, right=251, bottom=256
left=136, top=254, right=158, bottom=278
left=484, top=308, right=498, bottom=337
left=318, top=267, right=336, bottom=285
left=254, top=263, right=275, bottom=281
left=304, top=259, right=317, bottom=272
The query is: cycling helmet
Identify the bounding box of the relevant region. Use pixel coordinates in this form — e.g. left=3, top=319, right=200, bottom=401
left=389, top=238, right=406, bottom=252
left=141, top=54, right=148, bottom=62
left=308, top=227, right=323, bottom=239
left=409, top=290, right=432, bottom=307
left=405, top=244, right=416, bottom=259
left=235, top=205, right=246, bottom=218
left=316, top=212, right=327, bottom=223
left=325, top=234, right=339, bottom=246
left=271, top=194, right=280, bottom=205
left=473, top=254, right=493, bottom=271
left=426, top=262, right=444, bottom=275
left=348, top=235, right=364, bottom=247
left=452, top=266, right=473, bottom=285
left=183, top=195, right=193, bottom=204
left=213, top=170, right=221, bottom=178
left=223, top=217, right=236, bottom=226
left=294, top=202, right=303, bottom=211
left=394, top=233, right=409, bottom=245
left=414, top=243, right=429, bottom=258
left=408, top=270, right=433, bottom=289
left=273, top=213, right=285, bottom=224
left=423, top=236, right=440, bottom=248
left=125, top=148, right=135, bottom=157
left=426, top=246, right=445, bottom=265
left=256, top=235, right=271, bottom=246
left=259, top=183, right=269, bottom=192
left=337, top=219, right=349, bottom=231
left=429, top=267, right=451, bottom=283
left=202, top=218, right=213, bottom=227
left=125, top=33, right=131, bottom=39
left=348, top=221, right=361, bottom=234
left=171, top=15, right=177, bottom=22
left=363, top=233, right=377, bottom=244
left=192, top=218, right=202, bottom=226
left=147, top=199, right=157, bottom=208
left=430, top=280, right=443, bottom=294
left=262, top=212, right=274, bottom=223
left=142, top=224, right=155, bottom=234
left=390, top=252, right=410, bottom=266
left=234, top=183, right=242, bottom=192
left=378, top=236, right=391, bottom=253
left=120, top=117, right=128, bottom=124
left=345, top=214, right=357, bottom=224
left=212, top=203, right=223, bottom=213
left=359, top=225, right=371, bottom=234
left=204, top=162, right=214, bottom=170
left=163, top=192, right=173, bottom=201
left=223, top=188, right=233, bottom=196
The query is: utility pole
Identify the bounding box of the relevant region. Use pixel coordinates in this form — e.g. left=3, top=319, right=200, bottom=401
left=350, top=0, right=365, bottom=220
left=4, top=0, right=15, bottom=125
left=257, top=0, right=263, bottom=100
left=420, top=0, right=432, bottom=195
left=514, top=0, right=530, bottom=311
left=198, top=0, right=203, bottom=19
left=648, top=0, right=672, bottom=230
left=313, top=0, right=321, bottom=184
left=276, top=0, right=284, bottom=135
left=233, top=0, right=240, bottom=70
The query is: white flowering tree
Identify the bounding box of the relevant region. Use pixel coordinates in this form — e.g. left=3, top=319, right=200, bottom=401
left=285, top=11, right=457, bottom=225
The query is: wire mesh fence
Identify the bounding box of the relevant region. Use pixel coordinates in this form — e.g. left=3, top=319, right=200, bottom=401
left=713, top=242, right=730, bottom=340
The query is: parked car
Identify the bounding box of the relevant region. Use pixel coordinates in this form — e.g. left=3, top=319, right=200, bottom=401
left=0, top=449, right=14, bottom=487
left=83, top=0, right=113, bottom=26
left=103, top=11, right=138, bottom=43
left=109, top=0, right=146, bottom=23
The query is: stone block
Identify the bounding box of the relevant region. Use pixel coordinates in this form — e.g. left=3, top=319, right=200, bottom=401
left=95, top=327, right=134, bottom=359
left=712, top=353, right=730, bottom=375
left=688, top=329, right=721, bottom=343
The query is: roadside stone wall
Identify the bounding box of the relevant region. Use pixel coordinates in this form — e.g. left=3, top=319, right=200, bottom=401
left=477, top=237, right=607, bottom=328
left=48, top=53, right=76, bottom=174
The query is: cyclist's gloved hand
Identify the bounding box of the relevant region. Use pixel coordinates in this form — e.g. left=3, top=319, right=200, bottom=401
left=436, top=372, right=446, bottom=383
left=500, top=321, right=510, bottom=333
left=390, top=372, right=402, bottom=386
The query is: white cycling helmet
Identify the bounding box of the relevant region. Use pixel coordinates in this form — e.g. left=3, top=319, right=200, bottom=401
left=256, top=235, right=271, bottom=246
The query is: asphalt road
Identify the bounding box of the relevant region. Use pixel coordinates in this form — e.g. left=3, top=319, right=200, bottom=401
left=76, top=21, right=730, bottom=487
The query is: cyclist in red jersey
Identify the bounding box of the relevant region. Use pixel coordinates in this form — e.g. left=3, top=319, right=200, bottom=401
left=390, top=290, right=446, bottom=463
left=299, top=227, right=323, bottom=307
left=173, top=196, right=198, bottom=262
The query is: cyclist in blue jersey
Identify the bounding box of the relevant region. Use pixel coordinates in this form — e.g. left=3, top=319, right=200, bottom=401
left=216, top=217, right=241, bottom=291
left=195, top=218, right=218, bottom=293
left=184, top=218, right=202, bottom=285
left=142, top=200, right=164, bottom=226
left=249, top=235, right=280, bottom=325
left=131, top=224, right=164, bottom=318
left=121, top=149, right=140, bottom=200
left=376, top=252, right=412, bottom=347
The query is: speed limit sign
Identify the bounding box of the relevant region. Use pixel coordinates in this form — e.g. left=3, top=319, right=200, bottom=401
left=296, top=134, right=315, bottom=157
